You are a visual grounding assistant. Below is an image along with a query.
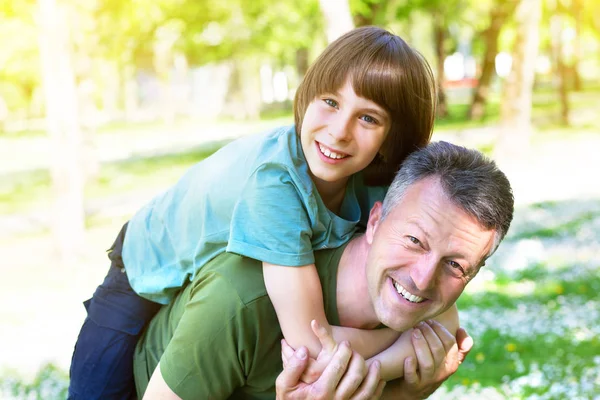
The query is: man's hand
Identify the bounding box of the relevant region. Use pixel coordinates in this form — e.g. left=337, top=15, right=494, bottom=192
left=277, top=320, right=386, bottom=399
left=383, top=321, right=473, bottom=399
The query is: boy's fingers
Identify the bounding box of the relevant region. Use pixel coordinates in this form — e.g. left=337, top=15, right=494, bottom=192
left=311, top=319, right=337, bottom=353
left=281, top=339, right=296, bottom=361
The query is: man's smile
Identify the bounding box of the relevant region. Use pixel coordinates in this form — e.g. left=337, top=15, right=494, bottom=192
left=391, top=278, right=426, bottom=304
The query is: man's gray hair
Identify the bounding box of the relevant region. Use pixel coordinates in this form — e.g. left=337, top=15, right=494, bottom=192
left=381, top=141, right=514, bottom=259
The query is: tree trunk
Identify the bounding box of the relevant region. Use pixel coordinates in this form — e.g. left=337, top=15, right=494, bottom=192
left=496, top=0, right=541, bottom=159
left=572, top=0, right=583, bottom=91
left=353, top=1, right=384, bottom=27
left=551, top=14, right=570, bottom=125
left=433, top=12, right=448, bottom=119
left=295, top=47, right=310, bottom=81
left=468, top=0, right=519, bottom=120
left=318, top=0, right=354, bottom=43
left=38, top=0, right=86, bottom=261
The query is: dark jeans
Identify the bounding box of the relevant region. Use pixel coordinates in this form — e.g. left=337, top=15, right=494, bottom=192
left=68, top=223, right=162, bottom=400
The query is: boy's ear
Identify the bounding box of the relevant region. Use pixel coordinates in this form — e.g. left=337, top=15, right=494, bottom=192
left=366, top=202, right=383, bottom=244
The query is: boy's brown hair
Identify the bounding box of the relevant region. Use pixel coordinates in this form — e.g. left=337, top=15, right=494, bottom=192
left=294, top=26, right=436, bottom=186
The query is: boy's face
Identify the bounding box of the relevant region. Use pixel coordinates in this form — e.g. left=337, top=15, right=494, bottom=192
left=300, top=80, right=390, bottom=196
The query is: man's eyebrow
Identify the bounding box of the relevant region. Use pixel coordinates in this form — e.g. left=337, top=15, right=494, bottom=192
left=409, top=220, right=431, bottom=239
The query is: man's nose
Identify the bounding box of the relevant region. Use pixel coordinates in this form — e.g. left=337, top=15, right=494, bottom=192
left=329, top=113, right=353, bottom=142
left=410, top=255, right=439, bottom=291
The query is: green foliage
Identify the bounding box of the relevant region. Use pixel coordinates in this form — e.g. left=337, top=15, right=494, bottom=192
left=0, top=363, right=69, bottom=400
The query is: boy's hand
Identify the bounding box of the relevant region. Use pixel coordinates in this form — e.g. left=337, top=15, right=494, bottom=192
left=281, top=320, right=340, bottom=384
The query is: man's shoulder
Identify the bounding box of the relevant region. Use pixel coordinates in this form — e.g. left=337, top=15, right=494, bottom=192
left=197, top=252, right=270, bottom=306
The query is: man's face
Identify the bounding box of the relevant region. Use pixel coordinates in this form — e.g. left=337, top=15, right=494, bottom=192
left=365, top=176, right=495, bottom=332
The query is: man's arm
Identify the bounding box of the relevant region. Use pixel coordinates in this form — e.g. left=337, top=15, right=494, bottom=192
left=143, top=363, right=181, bottom=400
left=381, top=324, right=474, bottom=399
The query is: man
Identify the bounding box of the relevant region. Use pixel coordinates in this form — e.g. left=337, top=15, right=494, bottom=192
left=135, top=141, right=514, bottom=399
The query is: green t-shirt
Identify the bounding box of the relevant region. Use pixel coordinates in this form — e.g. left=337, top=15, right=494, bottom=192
left=133, top=246, right=344, bottom=399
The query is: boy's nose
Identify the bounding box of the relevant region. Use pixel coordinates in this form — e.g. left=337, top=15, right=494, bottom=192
left=329, top=115, right=352, bottom=142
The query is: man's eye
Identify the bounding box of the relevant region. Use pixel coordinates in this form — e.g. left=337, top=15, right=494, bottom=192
left=324, top=98, right=338, bottom=108
left=408, top=236, right=420, bottom=245
left=448, top=260, right=466, bottom=276
left=360, top=115, right=378, bottom=124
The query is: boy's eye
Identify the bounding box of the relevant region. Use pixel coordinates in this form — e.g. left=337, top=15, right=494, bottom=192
left=324, top=98, right=338, bottom=108
left=360, top=115, right=378, bottom=124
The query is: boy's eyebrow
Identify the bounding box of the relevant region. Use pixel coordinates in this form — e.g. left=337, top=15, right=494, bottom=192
left=363, top=107, right=388, bottom=120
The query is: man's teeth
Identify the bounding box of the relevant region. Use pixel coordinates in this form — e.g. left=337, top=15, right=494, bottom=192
left=319, top=143, right=347, bottom=159
left=393, top=281, right=425, bottom=303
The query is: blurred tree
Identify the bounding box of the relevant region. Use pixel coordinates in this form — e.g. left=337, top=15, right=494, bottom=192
left=37, top=0, right=86, bottom=261
left=468, top=0, right=519, bottom=120
left=351, top=0, right=389, bottom=26
left=549, top=0, right=570, bottom=125
left=319, top=0, right=354, bottom=42
left=0, top=1, right=41, bottom=121
left=497, top=0, right=541, bottom=157
left=396, top=0, right=464, bottom=118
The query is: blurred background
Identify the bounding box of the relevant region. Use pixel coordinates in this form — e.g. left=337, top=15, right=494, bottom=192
left=0, top=0, right=599, bottom=398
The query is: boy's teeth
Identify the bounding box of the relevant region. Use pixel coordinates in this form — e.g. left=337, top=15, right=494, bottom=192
left=319, top=143, right=347, bottom=159
left=393, top=281, right=424, bottom=303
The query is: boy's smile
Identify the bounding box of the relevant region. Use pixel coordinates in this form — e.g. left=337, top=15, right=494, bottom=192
left=300, top=79, right=390, bottom=206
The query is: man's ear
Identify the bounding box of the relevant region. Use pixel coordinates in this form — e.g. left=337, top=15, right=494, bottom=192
left=366, top=202, right=383, bottom=245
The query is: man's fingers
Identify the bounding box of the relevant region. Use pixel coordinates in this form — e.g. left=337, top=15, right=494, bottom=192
left=350, top=360, right=384, bottom=400
left=403, top=355, right=419, bottom=385
left=411, top=327, right=435, bottom=380
left=426, top=320, right=458, bottom=354
left=456, top=327, right=474, bottom=364
left=334, top=351, right=367, bottom=399
left=314, top=341, right=353, bottom=392
left=311, top=319, right=337, bottom=353
left=418, top=321, right=446, bottom=367
left=276, top=347, right=309, bottom=391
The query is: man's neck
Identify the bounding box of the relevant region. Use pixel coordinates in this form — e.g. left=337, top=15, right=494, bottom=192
left=336, top=235, right=380, bottom=329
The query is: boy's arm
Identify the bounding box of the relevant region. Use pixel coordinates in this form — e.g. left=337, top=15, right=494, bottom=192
left=369, top=304, right=460, bottom=381
left=264, top=262, right=400, bottom=360
left=263, top=262, right=332, bottom=358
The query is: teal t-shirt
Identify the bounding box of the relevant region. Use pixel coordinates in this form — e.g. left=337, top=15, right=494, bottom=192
left=122, top=125, right=387, bottom=304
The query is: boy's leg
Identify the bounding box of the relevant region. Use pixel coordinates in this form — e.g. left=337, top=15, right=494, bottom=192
left=68, top=224, right=161, bottom=400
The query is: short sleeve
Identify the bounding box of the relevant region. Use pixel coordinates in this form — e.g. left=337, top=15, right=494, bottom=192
left=159, top=273, right=252, bottom=398
left=227, top=163, right=316, bottom=266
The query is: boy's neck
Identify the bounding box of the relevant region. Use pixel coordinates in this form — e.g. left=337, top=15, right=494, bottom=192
left=313, top=176, right=349, bottom=214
